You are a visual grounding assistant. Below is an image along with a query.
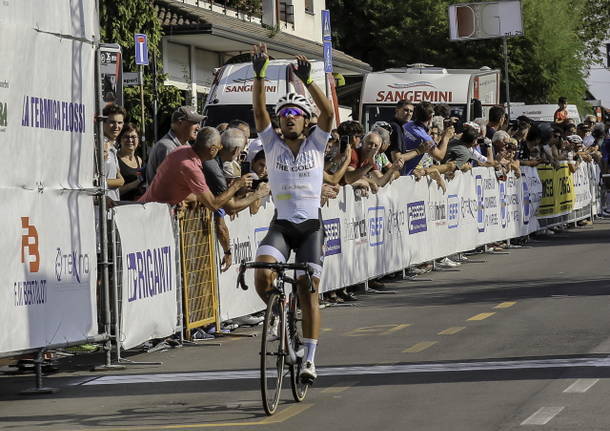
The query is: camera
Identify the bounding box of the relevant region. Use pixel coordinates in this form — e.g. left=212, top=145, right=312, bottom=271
left=251, top=177, right=269, bottom=189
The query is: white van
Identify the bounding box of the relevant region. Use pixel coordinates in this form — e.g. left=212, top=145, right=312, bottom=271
left=204, top=59, right=339, bottom=133
left=359, top=65, right=500, bottom=130
left=509, top=104, right=581, bottom=124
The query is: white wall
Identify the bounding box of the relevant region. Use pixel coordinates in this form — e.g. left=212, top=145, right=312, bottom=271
left=586, top=41, right=610, bottom=108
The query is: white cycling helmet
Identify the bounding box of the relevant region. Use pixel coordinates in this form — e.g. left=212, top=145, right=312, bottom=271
left=275, top=93, right=314, bottom=118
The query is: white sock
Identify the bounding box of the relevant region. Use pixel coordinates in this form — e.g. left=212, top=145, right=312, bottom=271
left=302, top=338, right=318, bottom=364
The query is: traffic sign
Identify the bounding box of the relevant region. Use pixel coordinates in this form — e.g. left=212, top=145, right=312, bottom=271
left=323, top=41, right=333, bottom=73
left=321, top=10, right=331, bottom=41
left=134, top=33, right=149, bottom=65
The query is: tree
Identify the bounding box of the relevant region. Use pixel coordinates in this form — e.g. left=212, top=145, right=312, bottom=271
left=99, top=0, right=184, bottom=145
left=327, top=0, right=595, bottom=111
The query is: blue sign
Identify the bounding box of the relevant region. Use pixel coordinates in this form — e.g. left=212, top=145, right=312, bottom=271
left=323, top=41, right=333, bottom=73
left=407, top=201, right=427, bottom=234
left=448, top=194, right=459, bottom=229
left=323, top=219, right=342, bottom=256
left=134, top=33, right=149, bottom=66
left=321, top=10, right=332, bottom=41
left=367, top=207, right=385, bottom=247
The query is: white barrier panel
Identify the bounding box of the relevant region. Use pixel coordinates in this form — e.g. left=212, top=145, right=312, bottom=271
left=0, top=190, right=97, bottom=354
left=573, top=163, right=592, bottom=211
left=0, top=0, right=97, bottom=189
left=217, top=167, right=545, bottom=318
left=113, top=204, right=178, bottom=350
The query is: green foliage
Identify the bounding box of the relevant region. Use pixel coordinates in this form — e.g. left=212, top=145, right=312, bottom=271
left=99, top=0, right=184, bottom=144
left=327, top=0, right=604, bottom=112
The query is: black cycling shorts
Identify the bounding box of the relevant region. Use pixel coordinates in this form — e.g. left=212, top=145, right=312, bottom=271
left=256, top=217, right=324, bottom=279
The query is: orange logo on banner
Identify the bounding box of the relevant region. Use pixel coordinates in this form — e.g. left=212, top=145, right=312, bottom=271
left=21, top=217, right=40, bottom=273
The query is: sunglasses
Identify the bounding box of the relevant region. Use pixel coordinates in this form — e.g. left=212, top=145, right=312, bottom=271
left=278, top=107, right=306, bottom=118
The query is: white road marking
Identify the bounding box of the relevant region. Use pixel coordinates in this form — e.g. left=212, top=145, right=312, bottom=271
left=76, top=356, right=610, bottom=386
left=563, top=378, right=599, bottom=393
left=520, top=406, right=564, bottom=425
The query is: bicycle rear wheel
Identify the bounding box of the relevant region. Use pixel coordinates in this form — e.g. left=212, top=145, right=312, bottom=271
left=260, top=292, right=285, bottom=415
left=288, top=295, right=308, bottom=402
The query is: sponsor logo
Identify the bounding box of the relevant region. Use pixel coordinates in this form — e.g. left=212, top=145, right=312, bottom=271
left=55, top=248, right=90, bottom=283
left=15, top=217, right=47, bottom=307
left=344, top=217, right=367, bottom=245
left=231, top=236, right=253, bottom=263
left=499, top=182, right=508, bottom=228
left=226, top=78, right=276, bottom=93
left=428, top=200, right=447, bottom=226
left=385, top=207, right=405, bottom=236
left=448, top=194, right=459, bottom=229
left=388, top=81, right=435, bottom=89
left=407, top=201, right=427, bottom=234
left=376, top=88, right=454, bottom=103
left=323, top=218, right=341, bottom=256
left=523, top=181, right=530, bottom=225
left=21, top=217, right=40, bottom=273
left=21, top=95, right=86, bottom=133
left=126, top=246, right=173, bottom=302
left=475, top=175, right=485, bottom=232
left=368, top=206, right=384, bottom=247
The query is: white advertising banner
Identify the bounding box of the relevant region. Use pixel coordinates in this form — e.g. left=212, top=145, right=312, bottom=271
left=573, top=163, right=592, bottom=211
left=0, top=0, right=97, bottom=189
left=217, top=199, right=275, bottom=321
left=113, top=204, right=178, bottom=350
left=215, top=165, right=589, bottom=321
left=0, top=190, right=97, bottom=354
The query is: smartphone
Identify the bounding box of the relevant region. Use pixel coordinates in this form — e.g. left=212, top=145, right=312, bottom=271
left=340, top=135, right=349, bottom=153
left=241, top=161, right=251, bottom=174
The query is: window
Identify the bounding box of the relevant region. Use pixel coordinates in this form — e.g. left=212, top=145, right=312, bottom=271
left=305, top=0, right=314, bottom=14
left=279, top=1, right=294, bottom=24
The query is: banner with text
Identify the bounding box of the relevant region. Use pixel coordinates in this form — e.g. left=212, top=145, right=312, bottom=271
left=218, top=167, right=550, bottom=320
left=0, top=0, right=98, bottom=189
left=113, top=204, right=178, bottom=350
left=536, top=163, right=575, bottom=218
left=0, top=190, right=98, bottom=354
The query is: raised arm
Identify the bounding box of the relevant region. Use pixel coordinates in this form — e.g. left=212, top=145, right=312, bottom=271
left=292, top=56, right=334, bottom=132
left=252, top=43, right=271, bottom=132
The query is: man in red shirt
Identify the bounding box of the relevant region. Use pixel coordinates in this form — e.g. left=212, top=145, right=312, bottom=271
left=139, top=127, right=252, bottom=209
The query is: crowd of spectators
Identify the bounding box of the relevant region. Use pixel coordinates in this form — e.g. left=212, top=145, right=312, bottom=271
left=100, top=94, right=610, bottom=307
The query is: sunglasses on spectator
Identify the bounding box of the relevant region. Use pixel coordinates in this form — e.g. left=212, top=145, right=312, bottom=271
left=278, top=107, right=306, bottom=118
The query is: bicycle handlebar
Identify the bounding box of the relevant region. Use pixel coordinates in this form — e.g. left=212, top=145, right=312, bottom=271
left=236, top=260, right=315, bottom=292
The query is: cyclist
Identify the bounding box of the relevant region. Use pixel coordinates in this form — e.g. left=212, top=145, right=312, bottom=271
left=251, top=42, right=333, bottom=384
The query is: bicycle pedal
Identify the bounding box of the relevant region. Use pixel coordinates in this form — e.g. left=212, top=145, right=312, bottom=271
left=300, top=375, right=315, bottom=385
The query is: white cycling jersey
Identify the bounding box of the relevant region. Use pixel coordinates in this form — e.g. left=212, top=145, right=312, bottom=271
left=258, top=124, right=330, bottom=223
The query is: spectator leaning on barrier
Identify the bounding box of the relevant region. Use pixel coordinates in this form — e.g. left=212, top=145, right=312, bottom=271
left=345, top=131, right=403, bottom=191
left=146, top=106, right=204, bottom=183
left=117, top=122, right=145, bottom=201
left=401, top=102, right=454, bottom=178
left=204, top=128, right=270, bottom=216
left=388, top=100, right=414, bottom=160
left=443, top=124, right=485, bottom=172
left=102, top=104, right=126, bottom=201
left=139, top=127, right=253, bottom=208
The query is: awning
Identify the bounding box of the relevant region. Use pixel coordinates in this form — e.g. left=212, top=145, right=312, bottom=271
left=155, top=0, right=371, bottom=75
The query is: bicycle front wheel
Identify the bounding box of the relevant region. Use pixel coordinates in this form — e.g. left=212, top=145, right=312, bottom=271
left=260, top=292, right=285, bottom=415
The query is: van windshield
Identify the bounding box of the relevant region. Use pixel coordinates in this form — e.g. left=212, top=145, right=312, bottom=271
left=204, top=104, right=275, bottom=138
left=362, top=104, right=467, bottom=131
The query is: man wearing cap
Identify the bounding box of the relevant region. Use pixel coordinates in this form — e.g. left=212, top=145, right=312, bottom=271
left=146, top=106, right=205, bottom=183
